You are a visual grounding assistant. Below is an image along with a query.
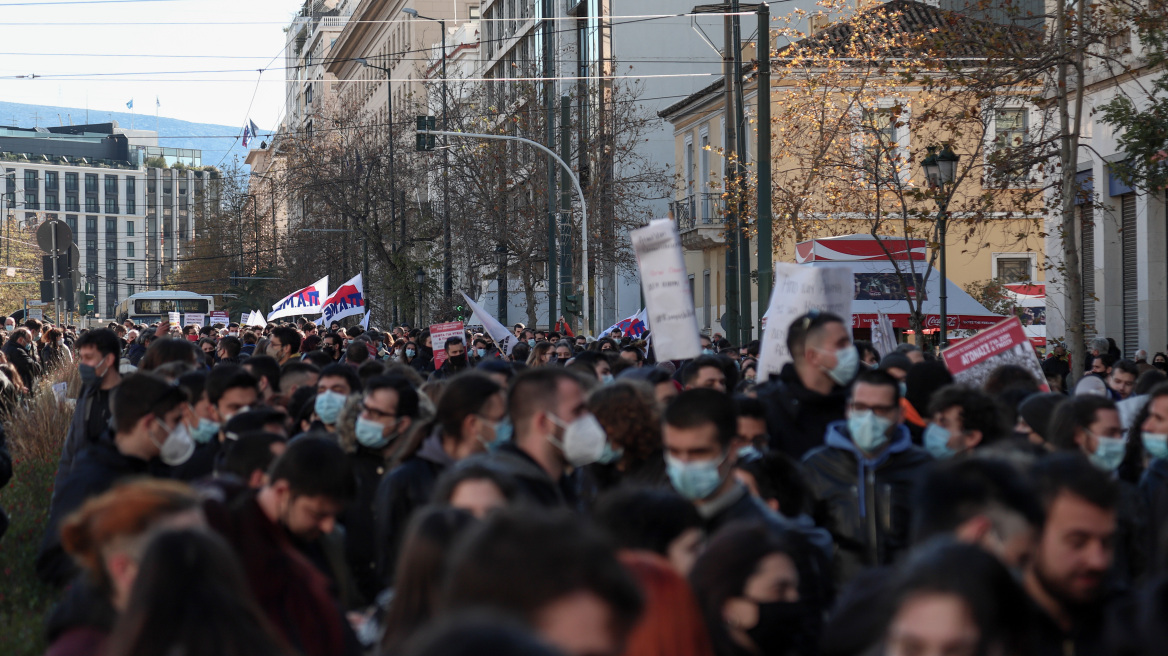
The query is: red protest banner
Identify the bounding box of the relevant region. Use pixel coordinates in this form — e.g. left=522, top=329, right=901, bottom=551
left=429, top=321, right=465, bottom=369
left=941, top=316, right=1049, bottom=392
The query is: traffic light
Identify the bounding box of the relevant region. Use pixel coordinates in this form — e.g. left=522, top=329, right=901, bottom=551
left=562, top=294, right=580, bottom=315
left=415, top=115, right=436, bottom=151
left=455, top=303, right=466, bottom=322
left=82, top=292, right=95, bottom=314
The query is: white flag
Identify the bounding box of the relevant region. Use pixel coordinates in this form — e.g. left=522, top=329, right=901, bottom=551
left=268, top=276, right=328, bottom=321
left=872, top=312, right=898, bottom=359
left=461, top=291, right=517, bottom=356
left=360, top=311, right=370, bottom=329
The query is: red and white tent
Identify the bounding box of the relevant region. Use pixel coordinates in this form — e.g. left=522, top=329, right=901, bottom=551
left=1003, top=283, right=1046, bottom=347
left=792, top=234, right=1004, bottom=331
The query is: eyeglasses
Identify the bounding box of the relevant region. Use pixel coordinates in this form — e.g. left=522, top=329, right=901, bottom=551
left=796, top=308, right=823, bottom=333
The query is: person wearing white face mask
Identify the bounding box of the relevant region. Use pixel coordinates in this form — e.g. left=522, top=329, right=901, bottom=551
left=802, top=369, right=933, bottom=586
left=480, top=368, right=604, bottom=508
left=756, top=310, right=858, bottom=460
left=373, top=374, right=502, bottom=588
left=36, top=372, right=191, bottom=587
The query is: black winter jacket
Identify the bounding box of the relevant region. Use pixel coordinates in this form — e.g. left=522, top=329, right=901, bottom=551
left=3, top=338, right=40, bottom=391
left=372, top=436, right=449, bottom=587
left=36, top=439, right=153, bottom=586
left=343, top=446, right=389, bottom=599
left=802, top=421, right=933, bottom=585
left=755, top=363, right=849, bottom=459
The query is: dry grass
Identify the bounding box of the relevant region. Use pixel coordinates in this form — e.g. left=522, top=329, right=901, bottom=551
left=1, top=362, right=80, bottom=656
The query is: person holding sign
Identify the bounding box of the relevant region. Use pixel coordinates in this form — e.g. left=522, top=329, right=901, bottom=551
left=756, top=311, right=858, bottom=459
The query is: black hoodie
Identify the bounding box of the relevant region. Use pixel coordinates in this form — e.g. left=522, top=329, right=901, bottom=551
left=755, top=362, right=850, bottom=459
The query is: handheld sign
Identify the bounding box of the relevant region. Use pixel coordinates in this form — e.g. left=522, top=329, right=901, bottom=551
left=168, top=311, right=181, bottom=326
left=757, top=263, right=853, bottom=382
left=630, top=219, right=700, bottom=361
left=942, top=316, right=1049, bottom=391
left=209, top=311, right=229, bottom=326
left=183, top=313, right=205, bottom=327
left=429, top=321, right=465, bottom=369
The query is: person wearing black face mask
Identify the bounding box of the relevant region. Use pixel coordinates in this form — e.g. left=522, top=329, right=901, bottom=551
left=53, top=329, right=124, bottom=498
left=430, top=337, right=470, bottom=381
left=690, top=522, right=820, bottom=656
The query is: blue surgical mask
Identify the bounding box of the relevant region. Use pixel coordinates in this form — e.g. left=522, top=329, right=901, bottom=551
left=665, top=452, right=727, bottom=500
left=702, top=348, right=715, bottom=356
left=598, top=443, right=624, bottom=464
left=822, top=345, right=860, bottom=386
left=601, top=373, right=614, bottom=385
left=1144, top=432, right=1168, bottom=460
left=848, top=410, right=893, bottom=452
left=405, top=348, right=416, bottom=358
left=189, top=416, right=220, bottom=444
left=923, top=423, right=957, bottom=459
left=737, top=444, right=763, bottom=460
left=1089, top=434, right=1126, bottom=471
left=314, top=390, right=346, bottom=425
left=528, top=339, right=536, bottom=347
left=476, top=348, right=487, bottom=358
left=488, top=416, right=513, bottom=451
left=355, top=416, right=393, bottom=449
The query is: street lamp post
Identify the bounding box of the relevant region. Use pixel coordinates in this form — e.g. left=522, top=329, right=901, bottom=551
left=356, top=57, right=400, bottom=324
left=403, top=9, right=452, bottom=302
left=921, top=144, right=959, bottom=349
left=415, top=267, right=426, bottom=327
left=496, top=243, right=507, bottom=325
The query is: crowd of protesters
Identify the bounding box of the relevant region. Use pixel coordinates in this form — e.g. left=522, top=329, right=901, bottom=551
left=6, top=309, right=1168, bottom=656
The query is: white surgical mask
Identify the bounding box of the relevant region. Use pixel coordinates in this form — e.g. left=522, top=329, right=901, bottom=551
left=153, top=418, right=196, bottom=466
left=547, top=413, right=608, bottom=466
left=816, top=345, right=860, bottom=386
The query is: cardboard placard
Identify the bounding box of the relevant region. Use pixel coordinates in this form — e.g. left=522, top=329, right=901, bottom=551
left=630, top=219, right=700, bottom=361
left=167, top=311, right=181, bottom=325
left=183, top=313, right=205, bottom=327
left=941, top=316, right=1049, bottom=391
left=757, top=263, right=853, bottom=382
left=209, top=311, right=229, bottom=326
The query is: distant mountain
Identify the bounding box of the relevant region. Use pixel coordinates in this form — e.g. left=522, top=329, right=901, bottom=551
left=0, top=101, right=258, bottom=171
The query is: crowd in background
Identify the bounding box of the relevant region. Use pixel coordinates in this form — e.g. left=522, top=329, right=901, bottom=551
left=3, top=310, right=1168, bottom=656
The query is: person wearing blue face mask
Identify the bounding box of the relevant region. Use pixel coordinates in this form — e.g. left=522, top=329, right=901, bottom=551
left=373, top=373, right=503, bottom=587
left=342, top=375, right=419, bottom=599
left=313, top=363, right=362, bottom=432
left=170, top=365, right=259, bottom=482
left=662, top=389, right=834, bottom=565
left=923, top=385, right=1011, bottom=460
left=802, top=369, right=933, bottom=585
left=1046, top=395, right=1125, bottom=472
left=755, top=310, right=857, bottom=459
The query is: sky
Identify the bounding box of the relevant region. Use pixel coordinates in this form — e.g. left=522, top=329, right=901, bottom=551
left=0, top=0, right=304, bottom=130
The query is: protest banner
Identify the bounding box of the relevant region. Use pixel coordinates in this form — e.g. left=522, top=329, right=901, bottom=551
left=757, top=263, right=853, bottom=382
left=209, top=311, right=229, bottom=326
left=630, top=219, right=700, bottom=361
left=429, top=321, right=465, bottom=369
left=942, top=316, right=1049, bottom=391
left=321, top=273, right=365, bottom=324
left=183, top=313, right=205, bottom=327
left=268, top=276, right=328, bottom=321
left=168, top=311, right=181, bottom=325
left=28, top=308, right=43, bottom=321
left=461, top=292, right=517, bottom=356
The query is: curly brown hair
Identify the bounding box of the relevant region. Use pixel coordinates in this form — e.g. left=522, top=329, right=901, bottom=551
left=587, top=380, right=661, bottom=464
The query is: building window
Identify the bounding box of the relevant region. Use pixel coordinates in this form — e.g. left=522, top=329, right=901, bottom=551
left=127, top=242, right=135, bottom=257
left=862, top=107, right=902, bottom=186
left=85, top=197, right=99, bottom=212
left=127, top=221, right=135, bottom=236
left=25, top=192, right=38, bottom=210
left=469, top=4, right=480, bottom=19
left=105, top=175, right=118, bottom=196
left=127, top=284, right=135, bottom=296
left=85, top=174, right=98, bottom=194
left=106, top=261, right=116, bottom=274
left=85, top=216, right=97, bottom=232
left=66, top=195, right=79, bottom=211
left=65, top=172, right=78, bottom=192
left=45, top=194, right=59, bottom=211
left=86, top=260, right=96, bottom=274
left=992, top=253, right=1035, bottom=282
left=45, top=171, right=58, bottom=190
left=66, top=215, right=77, bottom=236
left=105, top=197, right=119, bottom=214
left=25, top=169, right=37, bottom=190
left=127, top=263, right=135, bottom=279
left=105, top=217, right=116, bottom=232
left=994, top=108, right=1027, bottom=150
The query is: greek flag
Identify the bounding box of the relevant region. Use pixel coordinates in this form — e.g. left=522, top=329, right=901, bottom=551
left=125, top=99, right=133, bottom=110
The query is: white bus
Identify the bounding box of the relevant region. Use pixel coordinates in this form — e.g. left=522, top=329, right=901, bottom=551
left=114, top=290, right=215, bottom=325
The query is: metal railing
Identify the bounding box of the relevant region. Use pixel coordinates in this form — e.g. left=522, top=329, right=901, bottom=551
left=670, top=193, right=724, bottom=231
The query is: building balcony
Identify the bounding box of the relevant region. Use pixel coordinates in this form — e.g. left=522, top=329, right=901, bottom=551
left=669, top=193, right=726, bottom=251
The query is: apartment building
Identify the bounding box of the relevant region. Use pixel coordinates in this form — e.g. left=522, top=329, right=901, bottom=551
left=0, top=123, right=210, bottom=318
